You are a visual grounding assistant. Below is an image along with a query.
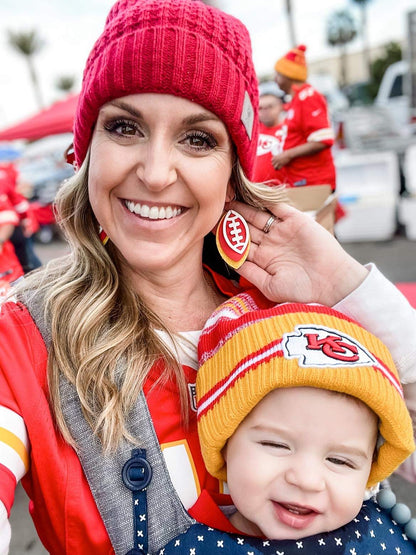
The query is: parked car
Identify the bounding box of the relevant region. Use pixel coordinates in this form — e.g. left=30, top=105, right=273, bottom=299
left=374, top=60, right=416, bottom=135
left=342, top=81, right=373, bottom=107
left=16, top=133, right=74, bottom=243
left=17, top=133, right=74, bottom=203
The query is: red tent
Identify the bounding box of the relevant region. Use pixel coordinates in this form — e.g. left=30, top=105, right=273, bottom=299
left=0, top=93, right=78, bottom=142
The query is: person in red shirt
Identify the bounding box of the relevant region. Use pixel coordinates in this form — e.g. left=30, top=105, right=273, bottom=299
left=253, top=81, right=287, bottom=184
left=0, top=164, right=41, bottom=272
left=273, top=45, right=336, bottom=190
left=0, top=191, right=24, bottom=293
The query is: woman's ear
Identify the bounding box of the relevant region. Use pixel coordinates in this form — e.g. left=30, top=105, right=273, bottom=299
left=225, top=182, right=235, bottom=203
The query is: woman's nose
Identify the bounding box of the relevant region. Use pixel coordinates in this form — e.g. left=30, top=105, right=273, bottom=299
left=136, top=140, right=177, bottom=191
left=285, top=458, right=325, bottom=492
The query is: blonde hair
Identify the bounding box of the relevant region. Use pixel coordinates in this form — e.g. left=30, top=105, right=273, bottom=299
left=17, top=153, right=286, bottom=452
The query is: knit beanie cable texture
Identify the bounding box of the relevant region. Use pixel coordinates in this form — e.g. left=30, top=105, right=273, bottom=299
left=197, top=291, right=415, bottom=488
left=274, top=44, right=308, bottom=81
left=73, top=0, right=259, bottom=178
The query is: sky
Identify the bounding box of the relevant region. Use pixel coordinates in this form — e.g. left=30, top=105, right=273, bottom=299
left=0, top=0, right=415, bottom=128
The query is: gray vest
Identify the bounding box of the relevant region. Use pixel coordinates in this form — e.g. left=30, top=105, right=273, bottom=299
left=19, top=288, right=194, bottom=554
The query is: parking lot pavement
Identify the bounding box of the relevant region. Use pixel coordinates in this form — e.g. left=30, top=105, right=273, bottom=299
left=8, top=235, right=416, bottom=552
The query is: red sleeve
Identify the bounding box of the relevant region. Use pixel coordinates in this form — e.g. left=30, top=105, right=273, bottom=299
left=4, top=182, right=29, bottom=220
left=0, top=301, right=47, bottom=513
left=301, top=89, right=334, bottom=146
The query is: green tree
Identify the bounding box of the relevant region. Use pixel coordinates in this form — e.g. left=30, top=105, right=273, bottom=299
left=7, top=29, right=45, bottom=109
left=367, top=41, right=402, bottom=99
left=351, top=0, right=372, bottom=80
left=327, top=10, right=357, bottom=88
left=55, top=75, right=76, bottom=94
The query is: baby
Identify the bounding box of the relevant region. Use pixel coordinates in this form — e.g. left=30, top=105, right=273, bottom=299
left=159, top=290, right=415, bottom=553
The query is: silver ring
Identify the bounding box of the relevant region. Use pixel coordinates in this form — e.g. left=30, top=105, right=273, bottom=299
left=262, top=215, right=276, bottom=234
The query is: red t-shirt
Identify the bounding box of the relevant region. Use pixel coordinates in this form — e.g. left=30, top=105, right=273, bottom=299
left=278, top=83, right=336, bottom=189
left=252, top=122, right=286, bottom=185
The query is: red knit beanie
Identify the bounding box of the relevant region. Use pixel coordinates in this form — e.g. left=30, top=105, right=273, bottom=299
left=274, top=44, right=308, bottom=82
left=73, top=0, right=259, bottom=179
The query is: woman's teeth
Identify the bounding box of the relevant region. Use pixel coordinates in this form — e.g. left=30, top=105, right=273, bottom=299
left=125, top=201, right=182, bottom=219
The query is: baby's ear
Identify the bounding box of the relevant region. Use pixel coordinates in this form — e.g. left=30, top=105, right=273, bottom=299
left=222, top=442, right=228, bottom=463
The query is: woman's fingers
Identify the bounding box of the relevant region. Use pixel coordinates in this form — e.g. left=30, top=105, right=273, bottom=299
left=227, top=200, right=297, bottom=225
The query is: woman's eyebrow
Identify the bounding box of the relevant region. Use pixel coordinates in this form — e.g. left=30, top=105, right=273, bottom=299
left=107, top=100, right=143, bottom=118
left=181, top=113, right=220, bottom=125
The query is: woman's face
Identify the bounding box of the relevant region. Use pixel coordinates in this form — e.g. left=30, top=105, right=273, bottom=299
left=88, top=93, right=234, bottom=275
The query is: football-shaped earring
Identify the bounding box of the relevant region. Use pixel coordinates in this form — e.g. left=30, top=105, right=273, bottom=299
left=216, top=210, right=250, bottom=269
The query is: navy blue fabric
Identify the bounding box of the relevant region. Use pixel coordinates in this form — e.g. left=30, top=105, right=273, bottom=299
left=122, top=448, right=152, bottom=554
left=157, top=498, right=416, bottom=554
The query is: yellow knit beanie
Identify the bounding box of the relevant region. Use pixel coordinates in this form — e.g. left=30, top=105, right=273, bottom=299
left=274, top=44, right=308, bottom=81
left=197, top=290, right=415, bottom=488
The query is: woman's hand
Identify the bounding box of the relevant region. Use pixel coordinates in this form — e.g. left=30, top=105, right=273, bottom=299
left=226, top=201, right=368, bottom=307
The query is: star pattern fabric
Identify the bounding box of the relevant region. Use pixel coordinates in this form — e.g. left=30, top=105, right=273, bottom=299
left=157, top=499, right=416, bottom=554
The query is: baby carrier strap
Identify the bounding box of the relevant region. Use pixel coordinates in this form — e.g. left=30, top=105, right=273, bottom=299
left=19, top=287, right=194, bottom=554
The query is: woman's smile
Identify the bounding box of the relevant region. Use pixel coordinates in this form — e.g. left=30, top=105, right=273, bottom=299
left=124, top=199, right=185, bottom=220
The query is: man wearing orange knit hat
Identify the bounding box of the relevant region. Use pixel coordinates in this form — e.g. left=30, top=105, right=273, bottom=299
left=272, top=45, right=336, bottom=190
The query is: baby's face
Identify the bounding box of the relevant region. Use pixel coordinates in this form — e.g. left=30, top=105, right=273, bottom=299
left=224, top=387, right=378, bottom=540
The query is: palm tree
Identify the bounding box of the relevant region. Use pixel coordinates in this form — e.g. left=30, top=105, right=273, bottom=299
left=7, top=29, right=44, bottom=109
left=327, top=10, right=357, bottom=88
left=55, top=75, right=76, bottom=94
left=351, top=0, right=372, bottom=80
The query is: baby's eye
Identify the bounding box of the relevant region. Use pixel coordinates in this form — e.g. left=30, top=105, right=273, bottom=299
left=327, top=457, right=355, bottom=469
left=104, top=118, right=142, bottom=137
left=183, top=131, right=217, bottom=151
left=259, top=441, right=290, bottom=450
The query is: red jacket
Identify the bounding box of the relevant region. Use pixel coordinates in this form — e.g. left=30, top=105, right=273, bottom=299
left=0, top=271, right=241, bottom=553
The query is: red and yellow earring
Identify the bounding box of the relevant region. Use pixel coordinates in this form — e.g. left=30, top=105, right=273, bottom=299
left=215, top=210, right=250, bottom=270
left=98, top=226, right=109, bottom=246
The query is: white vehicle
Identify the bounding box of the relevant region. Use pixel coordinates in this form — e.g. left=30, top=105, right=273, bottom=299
left=374, top=60, right=416, bottom=135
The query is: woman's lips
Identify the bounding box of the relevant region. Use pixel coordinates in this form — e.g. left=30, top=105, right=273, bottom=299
left=272, top=501, right=321, bottom=530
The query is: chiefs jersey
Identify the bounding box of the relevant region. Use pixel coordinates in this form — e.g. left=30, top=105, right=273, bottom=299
left=278, top=83, right=336, bottom=189
left=252, top=122, right=286, bottom=185
left=0, top=269, right=241, bottom=553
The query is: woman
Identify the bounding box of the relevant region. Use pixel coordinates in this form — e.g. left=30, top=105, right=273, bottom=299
left=0, top=1, right=415, bottom=554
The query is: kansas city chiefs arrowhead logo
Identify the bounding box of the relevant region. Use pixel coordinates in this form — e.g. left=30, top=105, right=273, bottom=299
left=216, top=210, right=250, bottom=269
left=283, top=324, right=375, bottom=367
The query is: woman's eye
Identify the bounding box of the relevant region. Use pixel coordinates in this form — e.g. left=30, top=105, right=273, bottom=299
left=183, top=131, right=217, bottom=151
left=104, top=119, right=141, bottom=137
left=327, top=457, right=354, bottom=469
